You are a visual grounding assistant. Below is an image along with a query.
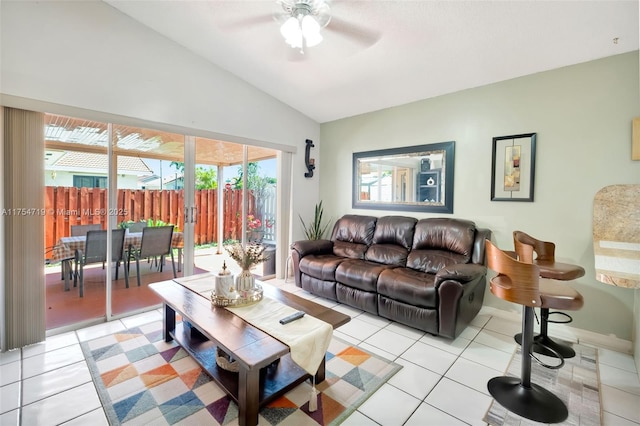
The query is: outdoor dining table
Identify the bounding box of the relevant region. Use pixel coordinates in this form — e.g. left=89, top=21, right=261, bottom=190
left=50, top=231, right=184, bottom=291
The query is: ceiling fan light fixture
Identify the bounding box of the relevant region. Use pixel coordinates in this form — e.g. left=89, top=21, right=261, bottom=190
left=280, top=14, right=322, bottom=48
left=280, top=16, right=303, bottom=47
left=276, top=0, right=330, bottom=49
left=303, top=31, right=322, bottom=47
left=285, top=33, right=303, bottom=48
left=301, top=14, right=320, bottom=33
left=301, top=15, right=322, bottom=46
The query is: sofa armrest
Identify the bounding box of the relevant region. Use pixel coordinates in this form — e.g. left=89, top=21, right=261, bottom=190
left=436, top=263, right=488, bottom=338
left=472, top=228, right=492, bottom=265
left=290, top=239, right=334, bottom=287
left=290, top=239, right=334, bottom=257
left=435, top=263, right=487, bottom=286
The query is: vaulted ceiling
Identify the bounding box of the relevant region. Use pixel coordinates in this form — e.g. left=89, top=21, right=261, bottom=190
left=103, top=0, right=639, bottom=123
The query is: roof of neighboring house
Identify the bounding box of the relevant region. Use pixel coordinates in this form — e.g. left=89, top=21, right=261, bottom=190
left=46, top=151, right=153, bottom=175
left=139, top=172, right=183, bottom=186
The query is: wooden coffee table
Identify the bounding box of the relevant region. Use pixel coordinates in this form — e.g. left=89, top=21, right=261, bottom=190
left=149, top=275, right=350, bottom=426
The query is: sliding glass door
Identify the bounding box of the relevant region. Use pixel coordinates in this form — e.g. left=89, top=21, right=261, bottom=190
left=44, top=115, right=110, bottom=328
left=190, top=138, right=278, bottom=277
left=44, top=113, right=281, bottom=330
left=111, top=124, right=187, bottom=317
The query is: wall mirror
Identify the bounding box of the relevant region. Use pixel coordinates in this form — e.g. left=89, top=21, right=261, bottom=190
left=352, top=141, right=455, bottom=213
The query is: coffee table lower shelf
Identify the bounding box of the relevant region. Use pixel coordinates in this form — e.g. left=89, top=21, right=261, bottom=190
left=171, top=322, right=312, bottom=412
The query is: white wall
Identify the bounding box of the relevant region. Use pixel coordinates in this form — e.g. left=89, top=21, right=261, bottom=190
left=0, top=0, right=321, bottom=242
left=320, top=52, right=640, bottom=341
left=45, top=171, right=140, bottom=189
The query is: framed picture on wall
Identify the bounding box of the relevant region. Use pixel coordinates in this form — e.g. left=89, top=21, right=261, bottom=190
left=491, top=133, right=537, bottom=202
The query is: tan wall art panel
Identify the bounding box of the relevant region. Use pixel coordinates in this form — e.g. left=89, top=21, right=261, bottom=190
left=593, top=184, right=640, bottom=288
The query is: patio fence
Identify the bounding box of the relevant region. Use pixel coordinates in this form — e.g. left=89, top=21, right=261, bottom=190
left=261, top=186, right=276, bottom=242
left=44, top=186, right=262, bottom=250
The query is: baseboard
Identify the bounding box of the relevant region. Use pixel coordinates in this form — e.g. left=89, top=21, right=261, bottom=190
left=269, top=285, right=634, bottom=355
left=479, top=306, right=633, bottom=355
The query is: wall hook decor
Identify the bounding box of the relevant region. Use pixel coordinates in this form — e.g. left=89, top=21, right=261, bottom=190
left=304, top=139, right=315, bottom=178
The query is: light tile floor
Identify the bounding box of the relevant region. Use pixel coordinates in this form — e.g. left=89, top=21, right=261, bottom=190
left=2, top=279, right=640, bottom=425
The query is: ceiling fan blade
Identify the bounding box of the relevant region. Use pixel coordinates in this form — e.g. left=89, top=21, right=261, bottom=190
left=217, top=14, right=274, bottom=31
left=327, top=16, right=381, bottom=47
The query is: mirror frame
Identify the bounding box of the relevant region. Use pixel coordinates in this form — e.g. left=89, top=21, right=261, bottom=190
left=352, top=141, right=455, bottom=213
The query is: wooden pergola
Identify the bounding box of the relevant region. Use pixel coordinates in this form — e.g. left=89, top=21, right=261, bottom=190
left=44, top=113, right=277, bottom=166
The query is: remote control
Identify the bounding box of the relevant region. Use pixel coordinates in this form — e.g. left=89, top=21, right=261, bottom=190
left=279, top=311, right=305, bottom=325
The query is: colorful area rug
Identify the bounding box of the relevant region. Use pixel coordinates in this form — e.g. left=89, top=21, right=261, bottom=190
left=81, top=320, right=401, bottom=425
left=484, top=341, right=601, bottom=426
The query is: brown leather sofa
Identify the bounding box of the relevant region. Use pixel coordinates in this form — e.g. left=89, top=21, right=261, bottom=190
left=290, top=215, right=492, bottom=339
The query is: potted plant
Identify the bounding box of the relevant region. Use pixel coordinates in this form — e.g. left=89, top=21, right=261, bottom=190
left=299, top=200, right=331, bottom=240
left=246, top=214, right=264, bottom=243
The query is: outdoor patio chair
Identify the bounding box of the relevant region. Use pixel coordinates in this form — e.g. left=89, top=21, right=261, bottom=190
left=129, top=225, right=176, bottom=287
left=73, top=229, right=128, bottom=297
left=56, top=224, right=103, bottom=282
left=127, top=221, right=148, bottom=233
left=70, top=223, right=102, bottom=236
left=68, top=223, right=104, bottom=278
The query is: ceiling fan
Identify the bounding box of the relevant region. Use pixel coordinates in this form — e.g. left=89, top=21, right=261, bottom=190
left=223, top=0, right=380, bottom=55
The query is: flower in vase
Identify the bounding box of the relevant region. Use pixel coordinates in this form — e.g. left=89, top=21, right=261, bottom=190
left=225, top=243, right=268, bottom=270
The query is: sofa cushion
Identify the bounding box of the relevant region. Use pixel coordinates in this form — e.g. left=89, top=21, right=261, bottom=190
left=371, top=216, right=417, bottom=248
left=365, top=216, right=417, bottom=266
left=407, top=250, right=470, bottom=274
left=412, top=218, right=476, bottom=261
left=366, top=244, right=410, bottom=266
left=335, top=259, right=396, bottom=292
left=299, top=254, right=345, bottom=281
left=333, top=241, right=368, bottom=260
left=331, top=215, right=377, bottom=259
left=377, top=268, right=438, bottom=309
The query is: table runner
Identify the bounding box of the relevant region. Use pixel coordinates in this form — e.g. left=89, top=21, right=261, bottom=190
left=227, top=297, right=333, bottom=376
left=176, top=273, right=333, bottom=376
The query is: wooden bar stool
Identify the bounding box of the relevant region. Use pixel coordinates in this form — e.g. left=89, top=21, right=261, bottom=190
left=513, top=231, right=585, bottom=359
left=485, top=240, right=583, bottom=423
